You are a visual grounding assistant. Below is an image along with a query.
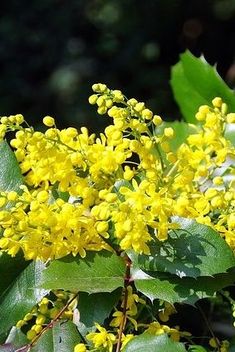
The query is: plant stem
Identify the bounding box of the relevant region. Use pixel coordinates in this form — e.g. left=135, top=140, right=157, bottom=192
left=116, top=255, right=132, bottom=352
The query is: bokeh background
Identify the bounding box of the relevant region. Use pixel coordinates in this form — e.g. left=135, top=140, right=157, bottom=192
left=1, top=0, right=235, bottom=132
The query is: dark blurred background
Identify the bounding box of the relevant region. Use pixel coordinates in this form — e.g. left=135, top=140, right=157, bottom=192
left=1, top=0, right=235, bottom=131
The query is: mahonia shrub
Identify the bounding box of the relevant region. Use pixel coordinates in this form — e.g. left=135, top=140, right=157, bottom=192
left=1, top=52, right=235, bottom=352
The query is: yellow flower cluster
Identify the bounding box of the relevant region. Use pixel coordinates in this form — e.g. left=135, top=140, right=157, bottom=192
left=0, top=85, right=235, bottom=260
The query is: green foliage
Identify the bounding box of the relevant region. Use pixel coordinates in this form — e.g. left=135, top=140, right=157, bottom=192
left=0, top=261, right=48, bottom=343
left=122, top=333, right=186, bottom=352
left=135, top=217, right=235, bottom=278
left=40, top=251, right=125, bottom=293
left=188, top=346, right=208, bottom=352
left=171, top=51, right=235, bottom=123
left=0, top=141, right=23, bottom=194
left=0, top=253, right=28, bottom=296
left=2, top=51, right=235, bottom=352
left=77, top=290, right=121, bottom=328
left=132, top=267, right=235, bottom=305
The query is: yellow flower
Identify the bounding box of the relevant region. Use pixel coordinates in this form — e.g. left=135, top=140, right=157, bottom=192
left=86, top=323, right=116, bottom=352
left=74, top=343, right=87, bottom=352
left=43, top=116, right=55, bottom=127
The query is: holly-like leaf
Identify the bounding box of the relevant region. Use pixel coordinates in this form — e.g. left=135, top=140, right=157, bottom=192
left=31, top=321, right=80, bottom=352
left=170, top=51, right=235, bottom=123
left=77, top=289, right=121, bottom=328
left=122, top=333, right=186, bottom=352
left=0, top=141, right=23, bottom=194
left=0, top=261, right=48, bottom=342
left=40, top=251, right=125, bottom=293
left=133, top=267, right=235, bottom=305
left=135, top=217, right=235, bottom=278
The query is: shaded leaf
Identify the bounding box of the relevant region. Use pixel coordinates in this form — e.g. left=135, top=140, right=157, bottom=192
left=170, top=51, right=235, bottom=123
left=77, top=289, right=121, bottom=328
left=0, top=261, right=48, bottom=342
left=51, top=183, right=69, bottom=202
left=135, top=217, right=235, bottom=278
left=0, top=253, right=29, bottom=297
left=133, top=267, right=235, bottom=305
left=122, top=333, right=186, bottom=352
left=40, top=251, right=125, bottom=293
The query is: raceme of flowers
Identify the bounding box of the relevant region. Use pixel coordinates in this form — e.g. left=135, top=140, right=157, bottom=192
left=0, top=85, right=235, bottom=261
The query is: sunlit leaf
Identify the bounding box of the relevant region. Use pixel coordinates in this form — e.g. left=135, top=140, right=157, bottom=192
left=0, top=141, right=23, bottom=195
left=171, top=51, right=235, bottom=123
left=40, top=251, right=125, bottom=293
left=133, top=267, right=235, bottom=304
left=134, top=217, right=235, bottom=278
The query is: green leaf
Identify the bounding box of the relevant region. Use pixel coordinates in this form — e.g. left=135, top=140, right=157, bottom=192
left=77, top=289, right=121, bottom=328
left=0, top=141, right=23, bottom=194
left=51, top=182, right=69, bottom=202
left=133, top=267, right=235, bottom=304
left=188, top=346, right=208, bottom=352
left=155, top=121, right=198, bottom=153
left=31, top=321, right=80, bottom=352
left=0, top=253, right=29, bottom=296
left=0, top=261, right=48, bottom=342
left=170, top=51, right=235, bottom=123
left=122, top=333, right=186, bottom=352
left=135, top=217, right=235, bottom=278
left=40, top=251, right=125, bottom=293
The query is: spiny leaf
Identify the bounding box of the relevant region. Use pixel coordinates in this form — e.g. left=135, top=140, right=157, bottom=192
left=170, top=50, right=235, bottom=123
